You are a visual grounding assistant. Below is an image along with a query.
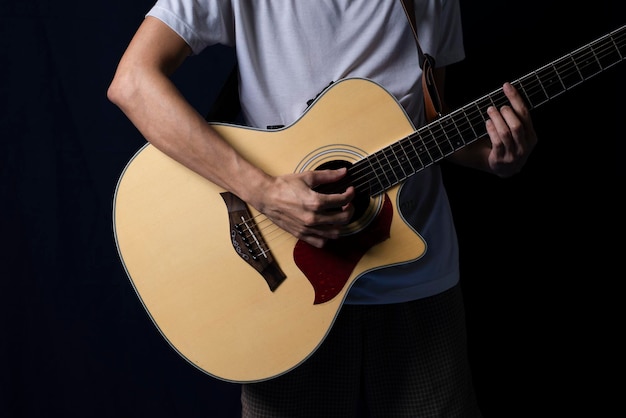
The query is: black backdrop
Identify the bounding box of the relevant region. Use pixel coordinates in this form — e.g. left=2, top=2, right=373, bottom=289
left=2, top=1, right=622, bottom=417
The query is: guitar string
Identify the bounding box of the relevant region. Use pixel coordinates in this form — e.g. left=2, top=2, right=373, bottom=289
left=236, top=27, right=625, bottom=258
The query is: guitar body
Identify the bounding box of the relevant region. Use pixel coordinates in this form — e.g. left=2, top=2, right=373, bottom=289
left=113, top=78, right=426, bottom=383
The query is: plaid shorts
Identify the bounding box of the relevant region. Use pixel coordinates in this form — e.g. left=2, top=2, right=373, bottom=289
left=241, top=283, right=482, bottom=417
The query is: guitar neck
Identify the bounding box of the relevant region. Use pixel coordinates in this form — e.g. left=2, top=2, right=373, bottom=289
left=350, top=24, right=626, bottom=197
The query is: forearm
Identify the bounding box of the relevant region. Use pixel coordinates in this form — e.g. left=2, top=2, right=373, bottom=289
left=107, top=17, right=372, bottom=248
left=108, top=59, right=270, bottom=208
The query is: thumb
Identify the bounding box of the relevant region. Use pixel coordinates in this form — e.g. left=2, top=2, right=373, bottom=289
left=307, top=167, right=350, bottom=193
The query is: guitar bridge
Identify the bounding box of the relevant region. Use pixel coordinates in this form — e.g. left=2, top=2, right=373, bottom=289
left=220, top=192, right=286, bottom=291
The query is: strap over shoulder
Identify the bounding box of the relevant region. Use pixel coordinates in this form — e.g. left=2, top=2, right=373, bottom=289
left=398, top=0, right=443, bottom=121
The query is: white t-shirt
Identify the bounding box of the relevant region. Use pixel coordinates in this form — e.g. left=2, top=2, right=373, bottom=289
left=147, top=0, right=466, bottom=304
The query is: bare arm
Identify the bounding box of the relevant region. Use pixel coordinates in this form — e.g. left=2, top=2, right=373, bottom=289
left=107, top=17, right=355, bottom=247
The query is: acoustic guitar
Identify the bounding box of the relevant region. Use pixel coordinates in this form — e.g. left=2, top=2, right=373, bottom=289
left=113, top=25, right=625, bottom=383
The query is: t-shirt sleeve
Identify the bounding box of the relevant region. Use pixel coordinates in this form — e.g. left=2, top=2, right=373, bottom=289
left=146, top=0, right=235, bottom=55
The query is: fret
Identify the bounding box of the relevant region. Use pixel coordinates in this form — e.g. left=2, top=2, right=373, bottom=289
left=598, top=36, right=623, bottom=68
left=426, top=124, right=445, bottom=162
left=459, top=99, right=490, bottom=141
left=401, top=135, right=424, bottom=174
left=517, top=75, right=541, bottom=109
left=488, top=90, right=509, bottom=112
left=517, top=76, right=548, bottom=110
left=385, top=143, right=408, bottom=183
left=438, top=117, right=458, bottom=156
left=363, top=152, right=387, bottom=195
left=527, top=71, right=550, bottom=107
left=376, top=149, right=395, bottom=190
left=458, top=107, right=479, bottom=142
left=416, top=124, right=443, bottom=163
left=612, top=30, right=626, bottom=59
left=571, top=46, right=602, bottom=79
left=473, top=96, right=493, bottom=117
left=406, top=133, right=427, bottom=171
left=589, top=43, right=604, bottom=72
left=538, top=64, right=566, bottom=98
left=395, top=139, right=417, bottom=176
left=373, top=152, right=390, bottom=194
left=468, top=100, right=488, bottom=127
left=450, top=113, right=470, bottom=151
left=615, top=29, right=626, bottom=57
left=412, top=131, right=435, bottom=169
left=558, top=54, right=584, bottom=90
left=464, top=101, right=490, bottom=144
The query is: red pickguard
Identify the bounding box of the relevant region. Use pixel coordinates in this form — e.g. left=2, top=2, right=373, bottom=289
left=293, top=194, right=393, bottom=304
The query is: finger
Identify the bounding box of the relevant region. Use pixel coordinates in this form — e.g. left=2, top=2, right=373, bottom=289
left=486, top=106, right=509, bottom=146
left=298, top=223, right=346, bottom=248
left=502, top=82, right=530, bottom=120
left=503, top=82, right=538, bottom=149
left=305, top=168, right=356, bottom=210
left=305, top=199, right=354, bottom=229
left=305, top=167, right=348, bottom=189
left=499, top=106, right=524, bottom=141
left=297, top=233, right=328, bottom=249
left=319, top=185, right=355, bottom=208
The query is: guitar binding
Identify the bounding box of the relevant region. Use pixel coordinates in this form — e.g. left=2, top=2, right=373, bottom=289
left=220, top=192, right=286, bottom=291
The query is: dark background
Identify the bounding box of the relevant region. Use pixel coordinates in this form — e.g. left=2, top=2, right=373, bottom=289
left=2, top=1, right=622, bottom=417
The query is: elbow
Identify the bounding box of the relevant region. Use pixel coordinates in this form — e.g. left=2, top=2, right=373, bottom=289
left=107, top=72, right=128, bottom=108
left=107, top=63, right=140, bottom=110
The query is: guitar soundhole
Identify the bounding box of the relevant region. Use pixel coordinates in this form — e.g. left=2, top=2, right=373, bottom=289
left=313, top=160, right=371, bottom=229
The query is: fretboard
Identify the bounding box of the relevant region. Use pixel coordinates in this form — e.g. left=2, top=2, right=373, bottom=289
left=351, top=24, right=625, bottom=197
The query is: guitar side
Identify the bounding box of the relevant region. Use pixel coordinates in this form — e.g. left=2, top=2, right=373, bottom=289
left=113, top=78, right=426, bottom=383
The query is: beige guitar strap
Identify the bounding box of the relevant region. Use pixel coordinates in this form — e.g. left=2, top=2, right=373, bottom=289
left=398, top=0, right=444, bottom=122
